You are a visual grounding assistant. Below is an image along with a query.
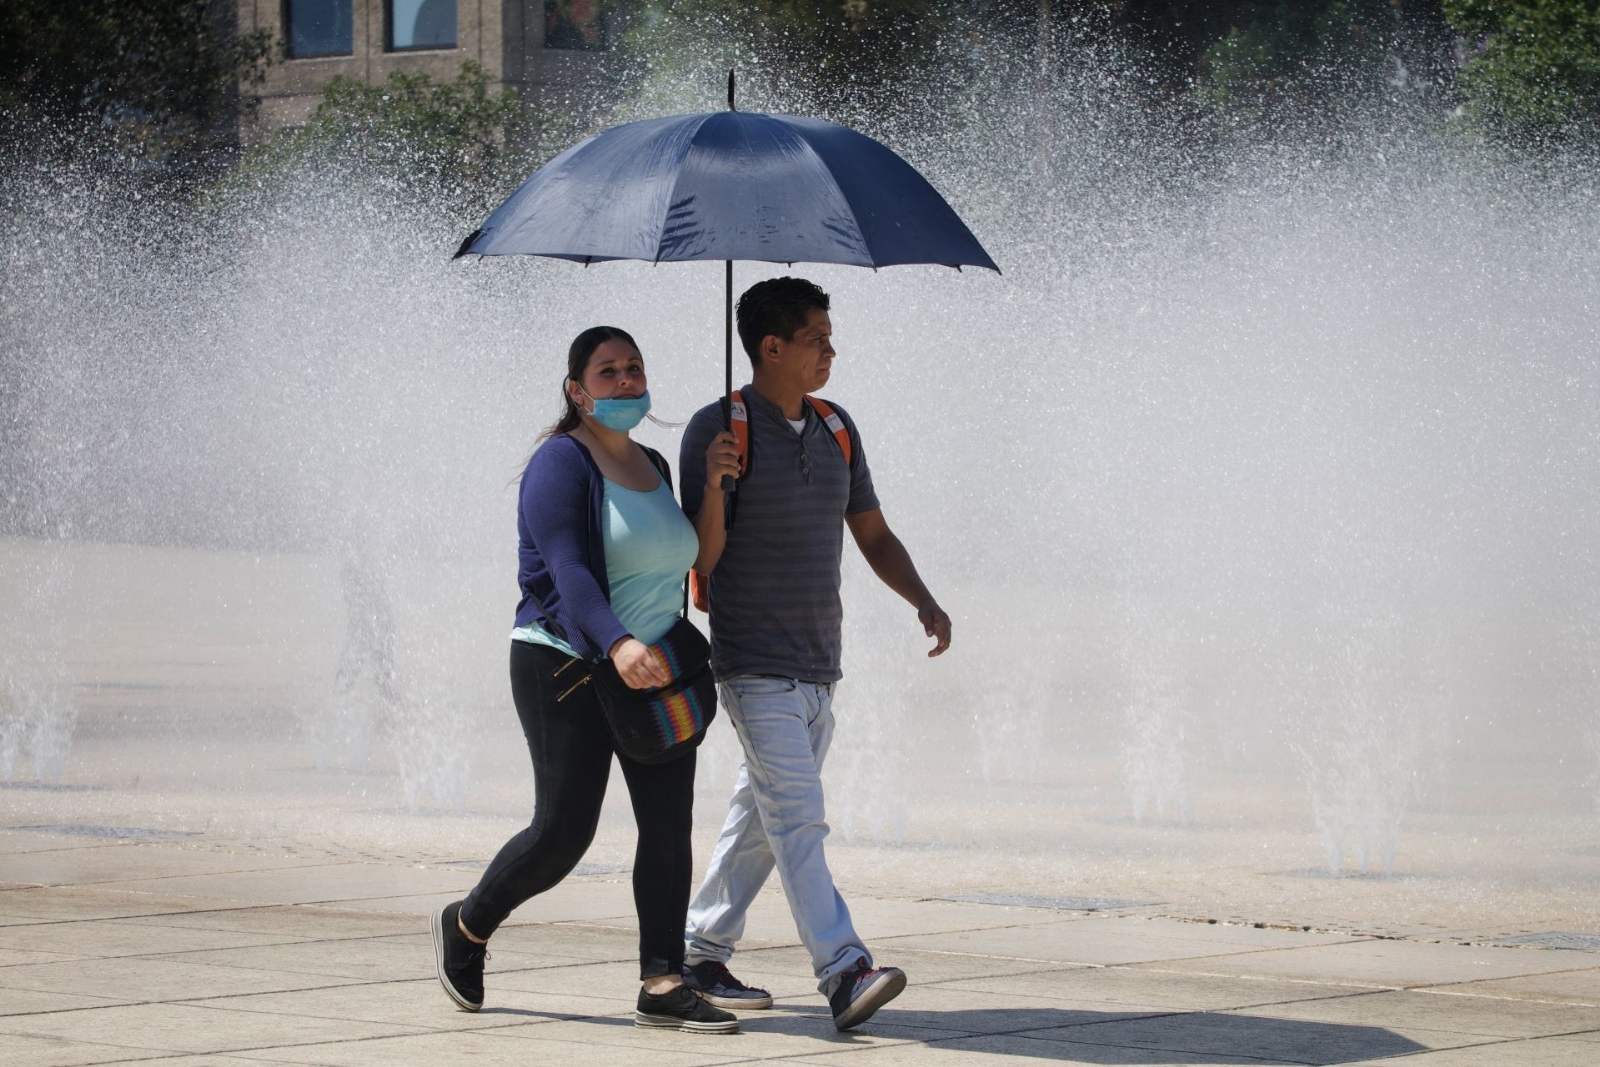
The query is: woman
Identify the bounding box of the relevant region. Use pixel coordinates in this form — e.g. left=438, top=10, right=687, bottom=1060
left=431, top=326, right=741, bottom=1033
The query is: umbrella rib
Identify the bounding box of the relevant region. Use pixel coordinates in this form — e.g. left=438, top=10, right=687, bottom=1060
left=648, top=115, right=723, bottom=263
left=794, top=134, right=873, bottom=267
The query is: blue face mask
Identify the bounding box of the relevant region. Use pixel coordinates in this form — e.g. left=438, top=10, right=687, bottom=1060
left=580, top=387, right=651, bottom=433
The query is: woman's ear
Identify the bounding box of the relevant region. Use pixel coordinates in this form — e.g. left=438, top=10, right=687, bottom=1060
left=566, top=377, right=587, bottom=410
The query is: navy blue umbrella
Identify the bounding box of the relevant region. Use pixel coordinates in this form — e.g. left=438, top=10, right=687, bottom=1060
left=455, top=112, right=997, bottom=270
left=455, top=76, right=998, bottom=443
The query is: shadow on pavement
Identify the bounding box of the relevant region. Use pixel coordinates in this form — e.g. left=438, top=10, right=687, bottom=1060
left=745, top=1005, right=1429, bottom=1064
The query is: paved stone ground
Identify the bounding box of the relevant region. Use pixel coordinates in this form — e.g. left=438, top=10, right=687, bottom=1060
left=3, top=829, right=1600, bottom=1065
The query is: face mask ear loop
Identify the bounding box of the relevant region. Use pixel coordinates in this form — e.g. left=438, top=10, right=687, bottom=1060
left=569, top=378, right=596, bottom=418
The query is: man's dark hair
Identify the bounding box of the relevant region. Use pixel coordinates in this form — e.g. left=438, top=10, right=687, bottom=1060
left=735, top=277, right=830, bottom=365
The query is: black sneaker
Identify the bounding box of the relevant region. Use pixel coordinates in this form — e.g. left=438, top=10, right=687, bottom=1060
left=828, top=957, right=906, bottom=1031
left=635, top=984, right=740, bottom=1033
left=431, top=900, right=487, bottom=1011
left=682, top=959, right=774, bottom=1010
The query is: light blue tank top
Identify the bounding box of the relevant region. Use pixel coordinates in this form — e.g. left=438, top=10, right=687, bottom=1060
left=513, top=476, right=697, bottom=657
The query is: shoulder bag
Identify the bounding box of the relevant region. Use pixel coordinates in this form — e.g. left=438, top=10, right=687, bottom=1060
left=588, top=616, right=716, bottom=764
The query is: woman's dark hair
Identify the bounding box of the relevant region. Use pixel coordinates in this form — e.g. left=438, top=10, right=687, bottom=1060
left=735, top=276, right=830, bottom=365
left=537, top=325, right=640, bottom=442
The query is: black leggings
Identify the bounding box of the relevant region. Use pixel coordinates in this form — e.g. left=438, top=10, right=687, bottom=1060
left=460, top=641, right=696, bottom=979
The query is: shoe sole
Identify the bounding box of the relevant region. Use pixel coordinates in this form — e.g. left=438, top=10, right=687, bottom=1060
left=833, top=968, right=907, bottom=1031
left=430, top=905, right=483, bottom=1013
left=693, top=989, right=774, bottom=1010
left=634, top=1010, right=739, bottom=1033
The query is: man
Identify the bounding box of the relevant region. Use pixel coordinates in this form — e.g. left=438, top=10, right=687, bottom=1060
left=677, top=276, right=952, bottom=1031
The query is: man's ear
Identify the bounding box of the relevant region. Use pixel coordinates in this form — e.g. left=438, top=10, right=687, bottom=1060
left=762, top=335, right=782, bottom=364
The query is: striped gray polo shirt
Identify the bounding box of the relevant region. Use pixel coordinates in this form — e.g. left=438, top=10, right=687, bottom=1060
left=679, top=385, right=879, bottom=683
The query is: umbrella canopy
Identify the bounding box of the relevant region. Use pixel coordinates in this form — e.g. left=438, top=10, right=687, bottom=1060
left=455, top=110, right=998, bottom=272
left=457, top=91, right=997, bottom=473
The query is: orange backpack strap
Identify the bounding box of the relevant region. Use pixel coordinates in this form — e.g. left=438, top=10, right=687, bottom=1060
left=689, top=567, right=711, bottom=613
left=691, top=393, right=850, bottom=615
left=690, top=391, right=749, bottom=614
left=805, top=396, right=853, bottom=466
left=729, top=389, right=750, bottom=475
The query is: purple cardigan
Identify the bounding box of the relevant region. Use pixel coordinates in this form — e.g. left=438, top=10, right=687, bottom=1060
left=514, top=434, right=673, bottom=662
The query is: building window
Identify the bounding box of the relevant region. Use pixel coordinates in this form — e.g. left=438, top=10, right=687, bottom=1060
left=286, top=0, right=353, bottom=58
left=545, top=0, right=606, bottom=51
left=388, top=0, right=457, bottom=51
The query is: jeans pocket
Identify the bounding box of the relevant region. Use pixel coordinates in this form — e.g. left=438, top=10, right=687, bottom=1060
left=725, top=675, right=799, bottom=699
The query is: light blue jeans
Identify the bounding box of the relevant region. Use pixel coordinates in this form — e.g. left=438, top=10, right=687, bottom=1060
left=684, top=675, right=869, bottom=995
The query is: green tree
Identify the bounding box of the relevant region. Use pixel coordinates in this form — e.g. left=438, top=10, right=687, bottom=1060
left=1095, top=1, right=1455, bottom=123
left=0, top=0, right=273, bottom=172
left=621, top=0, right=982, bottom=118
left=1445, top=0, right=1600, bottom=138
left=1201, top=2, right=1391, bottom=110
left=621, top=1, right=1457, bottom=130
left=227, top=61, right=535, bottom=213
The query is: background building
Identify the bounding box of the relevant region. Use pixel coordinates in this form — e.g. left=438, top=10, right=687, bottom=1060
left=236, top=0, right=623, bottom=139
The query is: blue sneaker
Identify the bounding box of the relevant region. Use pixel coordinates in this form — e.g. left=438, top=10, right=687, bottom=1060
left=682, top=959, right=773, bottom=1009
left=828, top=958, right=906, bottom=1031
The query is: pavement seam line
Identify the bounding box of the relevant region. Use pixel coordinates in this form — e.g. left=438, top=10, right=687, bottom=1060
left=1, top=1020, right=447, bottom=1060
left=921, top=974, right=1407, bottom=1014
left=870, top=931, right=1375, bottom=968
left=1404, top=962, right=1600, bottom=991
left=0, top=969, right=632, bottom=1015
left=0, top=901, right=352, bottom=928
left=1123, top=962, right=1398, bottom=990
left=1413, top=986, right=1600, bottom=1007
left=179, top=994, right=634, bottom=1031
left=4, top=857, right=370, bottom=890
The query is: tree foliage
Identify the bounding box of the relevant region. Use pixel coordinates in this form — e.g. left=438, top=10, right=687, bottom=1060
left=0, top=0, right=273, bottom=171
left=227, top=61, right=535, bottom=213
left=1444, top=0, right=1600, bottom=137
left=1104, top=1, right=1454, bottom=107
left=622, top=0, right=986, bottom=115
left=5, top=0, right=1596, bottom=186
left=622, top=2, right=1457, bottom=120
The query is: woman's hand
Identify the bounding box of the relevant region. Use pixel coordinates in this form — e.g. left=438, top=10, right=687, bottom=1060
left=704, top=430, right=741, bottom=491
left=609, top=636, right=670, bottom=690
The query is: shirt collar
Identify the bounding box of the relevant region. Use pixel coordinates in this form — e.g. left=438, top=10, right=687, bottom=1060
left=740, top=384, right=809, bottom=427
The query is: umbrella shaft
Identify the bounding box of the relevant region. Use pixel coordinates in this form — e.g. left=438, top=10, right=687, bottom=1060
left=723, top=260, right=733, bottom=431
left=721, top=259, right=735, bottom=494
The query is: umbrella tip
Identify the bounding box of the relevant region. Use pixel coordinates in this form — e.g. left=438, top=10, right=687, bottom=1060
left=727, top=69, right=735, bottom=111
left=452, top=229, right=483, bottom=260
